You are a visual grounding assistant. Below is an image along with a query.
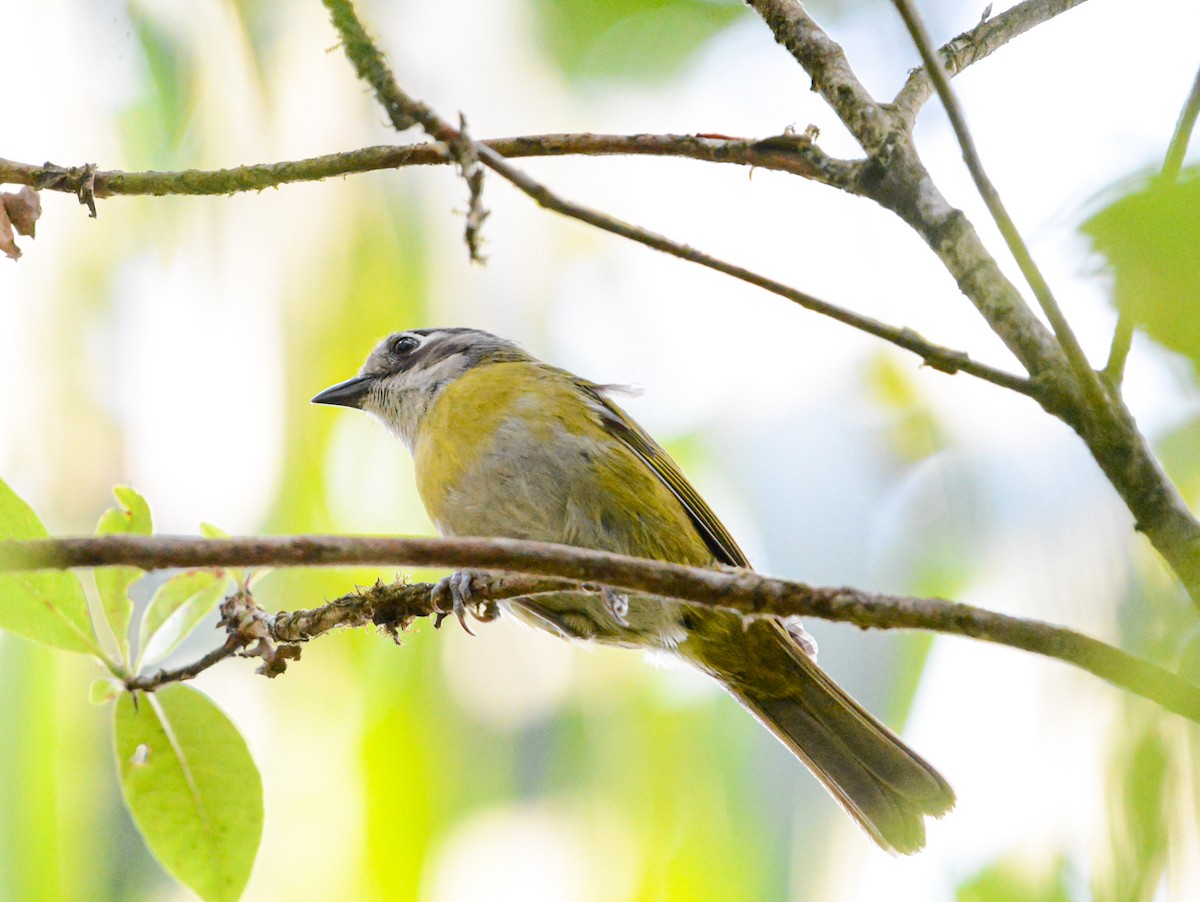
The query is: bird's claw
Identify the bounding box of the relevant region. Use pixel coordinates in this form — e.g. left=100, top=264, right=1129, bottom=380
left=433, top=571, right=476, bottom=635
left=432, top=571, right=499, bottom=635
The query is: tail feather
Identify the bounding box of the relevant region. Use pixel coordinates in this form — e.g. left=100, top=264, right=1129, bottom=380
left=682, top=615, right=954, bottom=854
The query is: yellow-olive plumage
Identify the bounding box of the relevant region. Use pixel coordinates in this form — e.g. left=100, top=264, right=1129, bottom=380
left=313, top=327, right=954, bottom=853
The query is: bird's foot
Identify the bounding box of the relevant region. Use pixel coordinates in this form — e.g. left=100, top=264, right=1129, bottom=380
left=431, top=570, right=500, bottom=636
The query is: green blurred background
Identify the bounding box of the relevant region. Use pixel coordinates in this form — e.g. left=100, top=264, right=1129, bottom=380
left=2, top=0, right=1200, bottom=899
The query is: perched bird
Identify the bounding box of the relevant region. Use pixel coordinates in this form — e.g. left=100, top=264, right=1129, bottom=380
left=313, top=327, right=954, bottom=853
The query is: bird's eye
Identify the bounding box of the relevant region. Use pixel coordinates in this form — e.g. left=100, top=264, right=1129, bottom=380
left=389, top=335, right=419, bottom=356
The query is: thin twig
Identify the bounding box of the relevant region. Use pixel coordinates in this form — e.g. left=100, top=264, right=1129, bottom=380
left=321, top=0, right=1200, bottom=607
left=3, top=151, right=1017, bottom=386
left=474, top=140, right=1035, bottom=395
left=890, top=0, right=1107, bottom=410
left=746, top=0, right=892, bottom=156
left=743, top=0, right=1070, bottom=382
left=345, top=574, right=1200, bottom=724
left=1104, top=64, right=1200, bottom=386
left=319, top=0, right=1032, bottom=396
left=125, top=635, right=243, bottom=691
left=0, top=24, right=1029, bottom=396
left=892, top=0, right=1092, bottom=123
left=334, top=0, right=1200, bottom=612
left=124, top=586, right=302, bottom=690
left=1162, top=66, right=1200, bottom=182
left=2, top=534, right=1198, bottom=721
left=453, top=114, right=489, bottom=262
left=321, top=0, right=1200, bottom=610
left=1101, top=315, right=1136, bottom=388
left=872, top=3, right=1200, bottom=607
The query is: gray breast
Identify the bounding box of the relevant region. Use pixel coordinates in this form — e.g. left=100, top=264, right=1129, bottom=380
left=435, top=417, right=605, bottom=545
left=433, top=417, right=688, bottom=648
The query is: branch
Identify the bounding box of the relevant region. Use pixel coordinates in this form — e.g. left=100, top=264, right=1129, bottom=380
left=880, top=1, right=1200, bottom=603
left=320, top=0, right=1034, bottom=395
left=472, top=142, right=1033, bottom=392
left=329, top=0, right=1200, bottom=607
left=742, top=1, right=1073, bottom=380
left=1101, top=315, right=1136, bottom=388
left=123, top=587, right=303, bottom=690
left=891, top=0, right=1105, bottom=407
left=747, top=0, right=1200, bottom=605
left=126, top=635, right=243, bottom=691
left=476, top=143, right=1033, bottom=393
left=0, top=30, right=1031, bottom=397
left=0, top=135, right=856, bottom=200
left=892, top=0, right=1092, bottom=123
left=2, top=534, right=1198, bottom=721
left=1162, top=65, right=1200, bottom=183
left=1, top=145, right=1020, bottom=389
left=746, top=0, right=892, bottom=156
left=17, top=1, right=1193, bottom=608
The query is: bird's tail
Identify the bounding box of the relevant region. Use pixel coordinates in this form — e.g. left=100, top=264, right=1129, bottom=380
left=679, top=613, right=955, bottom=854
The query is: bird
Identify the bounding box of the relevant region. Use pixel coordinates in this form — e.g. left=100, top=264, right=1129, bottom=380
left=313, top=326, right=954, bottom=853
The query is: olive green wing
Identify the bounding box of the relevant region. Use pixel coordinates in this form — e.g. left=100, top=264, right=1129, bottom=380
left=576, top=377, right=751, bottom=569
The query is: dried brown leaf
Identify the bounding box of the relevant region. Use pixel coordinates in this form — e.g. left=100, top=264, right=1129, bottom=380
left=0, top=200, right=19, bottom=260
left=2, top=186, right=42, bottom=237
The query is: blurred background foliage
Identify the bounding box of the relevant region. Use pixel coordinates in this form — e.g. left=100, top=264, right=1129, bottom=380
left=1084, top=169, right=1200, bottom=375
left=2, top=0, right=1200, bottom=900
left=527, top=0, right=744, bottom=83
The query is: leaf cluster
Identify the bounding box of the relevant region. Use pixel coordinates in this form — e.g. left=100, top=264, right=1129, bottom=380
left=0, top=480, right=260, bottom=902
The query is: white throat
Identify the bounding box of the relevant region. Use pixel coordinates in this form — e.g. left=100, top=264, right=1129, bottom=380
left=366, top=351, right=468, bottom=451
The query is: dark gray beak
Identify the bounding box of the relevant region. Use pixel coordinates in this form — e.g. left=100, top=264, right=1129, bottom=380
left=312, top=375, right=374, bottom=409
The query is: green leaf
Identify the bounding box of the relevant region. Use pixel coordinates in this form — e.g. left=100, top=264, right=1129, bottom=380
left=199, top=522, right=249, bottom=587
left=121, top=8, right=198, bottom=169
left=1083, top=167, right=1200, bottom=371
left=89, top=678, right=122, bottom=706
left=957, top=856, right=1073, bottom=902
left=1156, top=414, right=1200, bottom=507
left=0, top=477, right=101, bottom=656
left=114, top=685, right=262, bottom=902
left=862, top=352, right=949, bottom=464
left=529, top=0, right=744, bottom=82
left=138, top=571, right=229, bottom=667
left=95, top=485, right=153, bottom=665
left=1097, top=719, right=1171, bottom=902
left=199, top=522, right=229, bottom=540
left=112, top=486, right=153, bottom=532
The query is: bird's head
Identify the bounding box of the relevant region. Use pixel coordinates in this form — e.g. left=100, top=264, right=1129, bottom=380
left=312, top=327, right=529, bottom=449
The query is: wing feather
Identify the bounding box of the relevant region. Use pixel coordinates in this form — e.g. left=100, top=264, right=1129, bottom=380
left=573, top=376, right=751, bottom=569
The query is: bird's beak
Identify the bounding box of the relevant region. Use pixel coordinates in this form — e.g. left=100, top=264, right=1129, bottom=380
left=312, top=375, right=374, bottom=409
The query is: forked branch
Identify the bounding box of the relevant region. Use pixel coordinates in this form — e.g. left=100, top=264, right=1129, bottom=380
left=744, top=0, right=1200, bottom=605
left=892, top=0, right=1092, bottom=122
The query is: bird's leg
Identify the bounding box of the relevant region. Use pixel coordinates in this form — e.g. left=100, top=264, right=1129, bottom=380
left=431, top=570, right=500, bottom=635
